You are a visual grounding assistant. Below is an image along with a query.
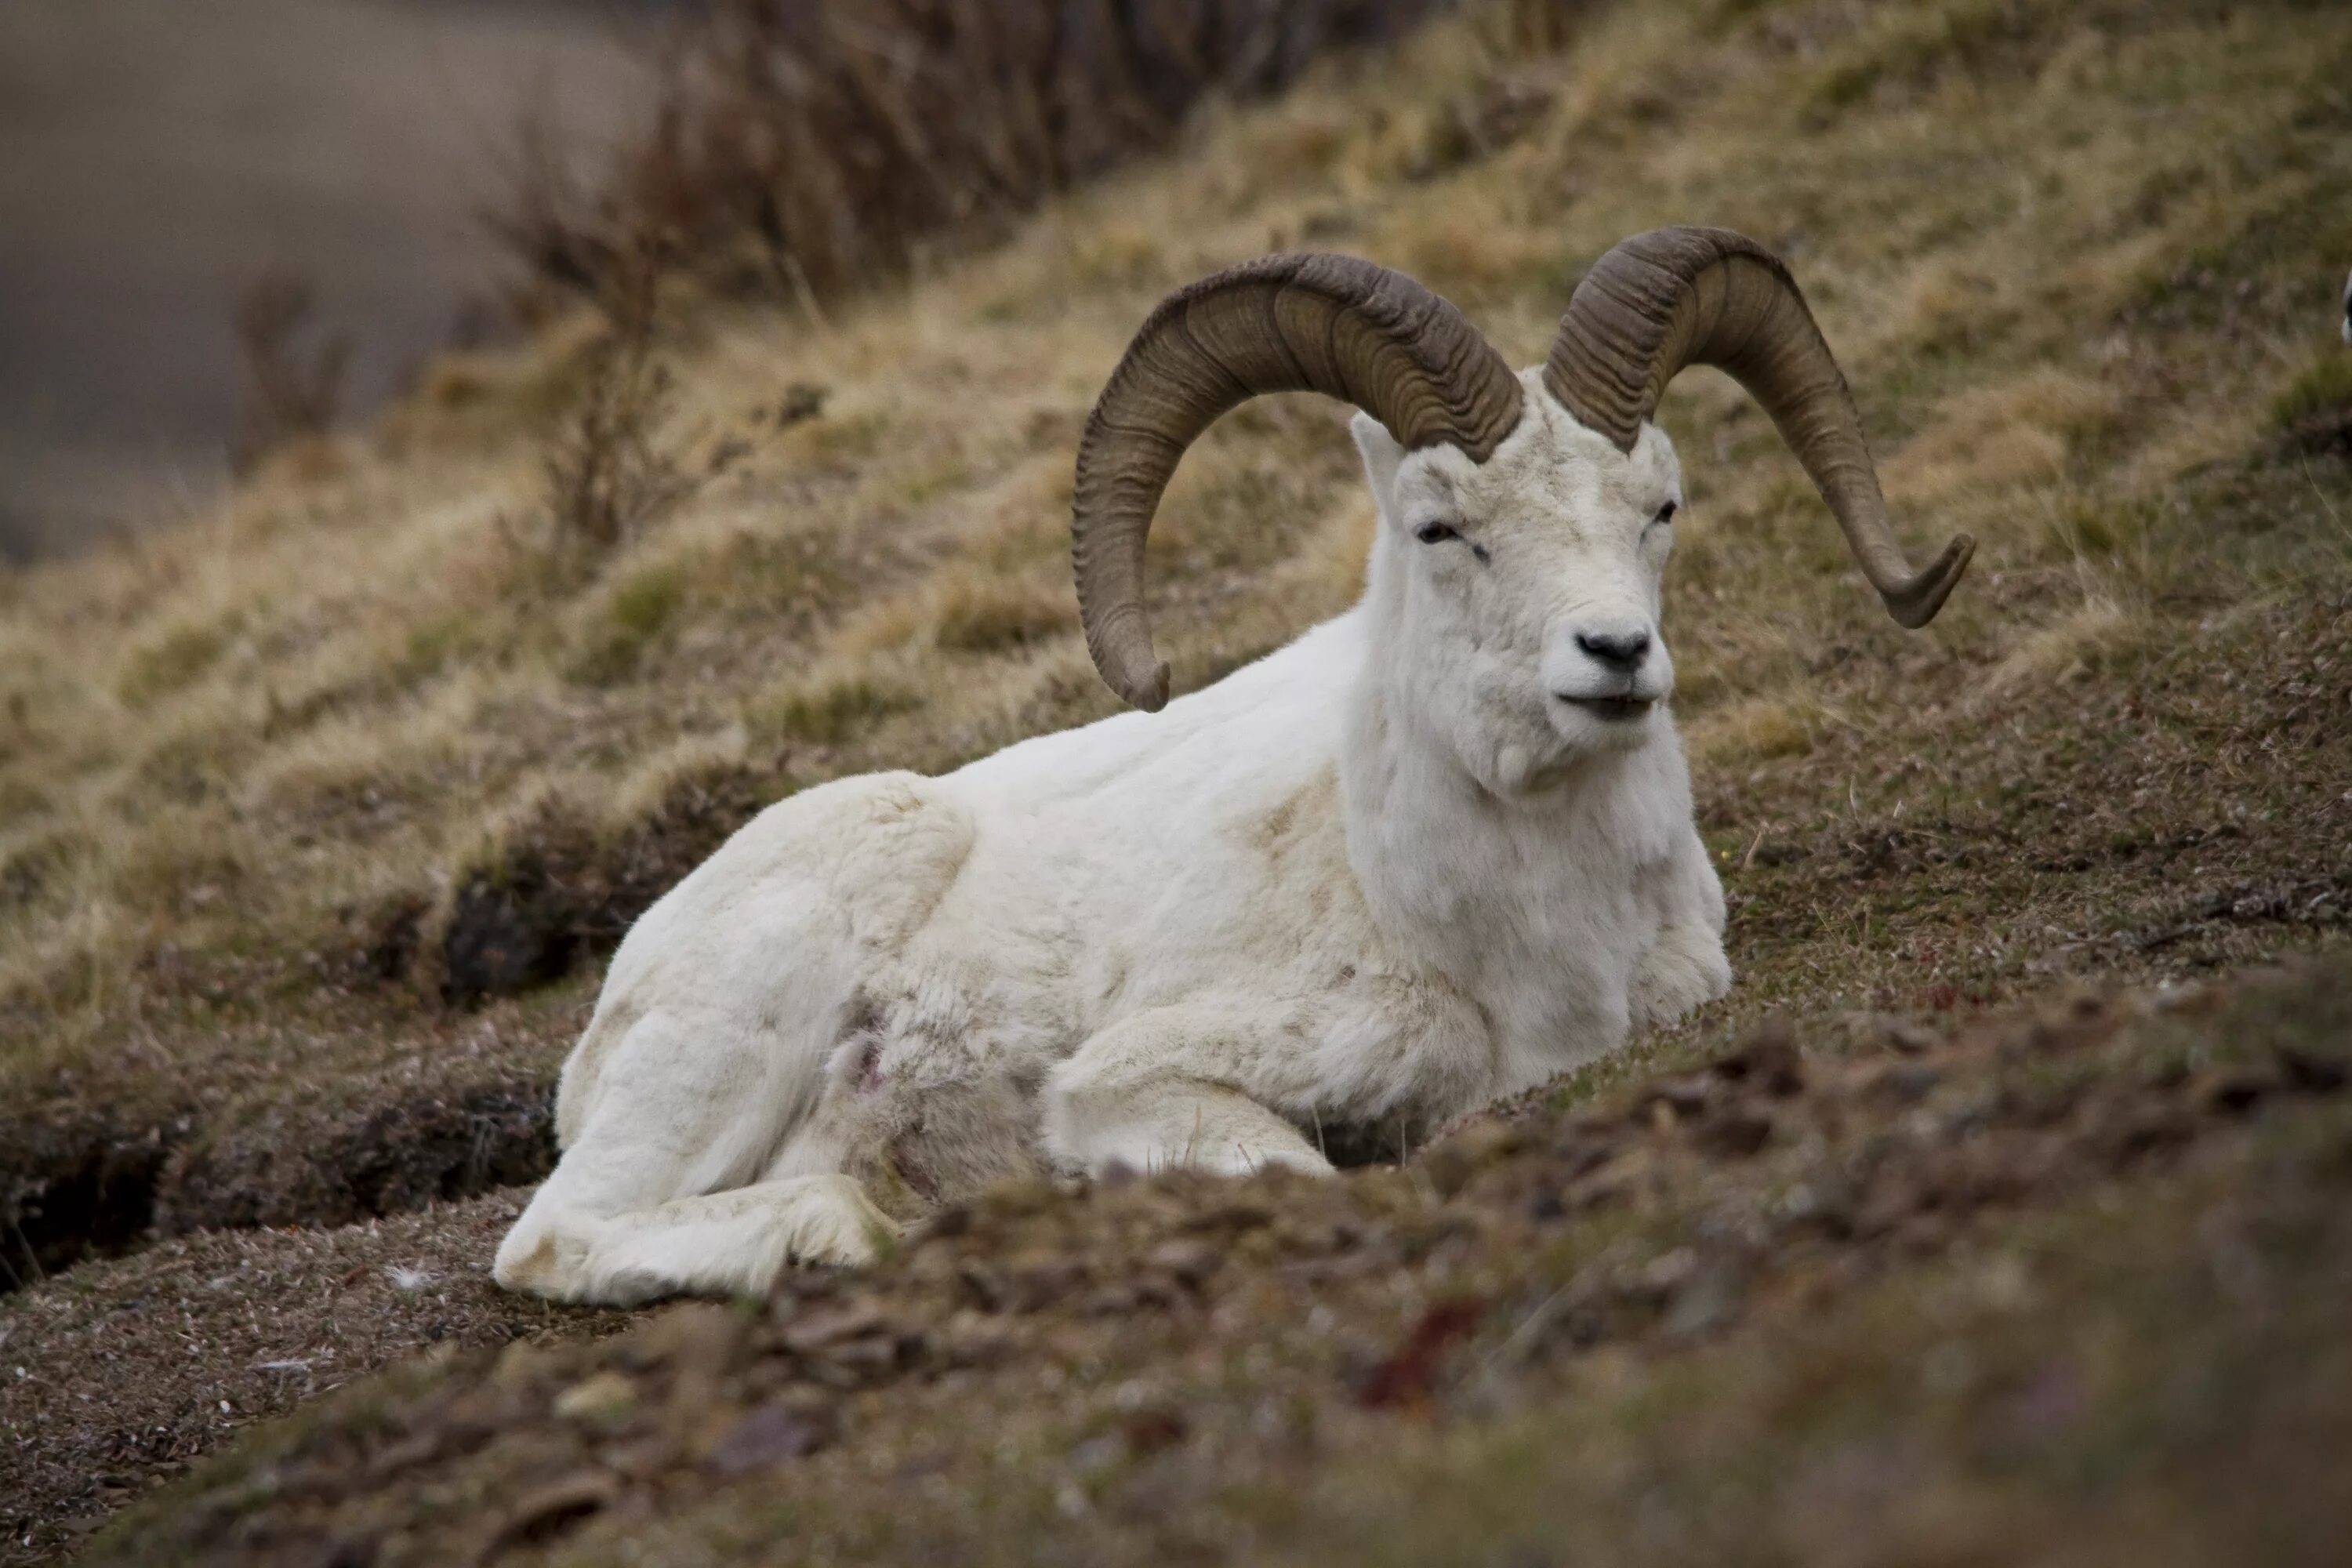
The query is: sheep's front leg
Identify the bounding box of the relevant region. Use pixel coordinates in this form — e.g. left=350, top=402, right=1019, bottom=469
left=1631, top=825, right=1733, bottom=1029
left=1043, top=1005, right=1332, bottom=1178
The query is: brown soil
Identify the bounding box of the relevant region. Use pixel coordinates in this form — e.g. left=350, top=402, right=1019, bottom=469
left=49, top=956, right=2352, bottom=1567
left=1, top=1047, right=579, bottom=1302
left=0, top=1193, right=626, bottom=1561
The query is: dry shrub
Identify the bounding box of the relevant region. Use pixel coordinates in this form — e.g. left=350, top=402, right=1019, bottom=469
left=230, top=270, right=350, bottom=475
left=538, top=250, right=690, bottom=570
left=494, top=0, right=1454, bottom=309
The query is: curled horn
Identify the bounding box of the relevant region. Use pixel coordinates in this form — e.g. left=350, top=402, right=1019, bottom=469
left=1545, top=227, right=1973, bottom=628
left=1073, top=254, right=1523, bottom=710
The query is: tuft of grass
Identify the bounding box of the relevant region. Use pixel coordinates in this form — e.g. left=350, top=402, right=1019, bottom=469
left=570, top=563, right=687, bottom=686
left=1971, top=596, right=2137, bottom=706
left=1799, top=0, right=2055, bottom=128
left=395, top=612, right=481, bottom=689
left=610, top=564, right=684, bottom=644
left=1686, top=691, right=1822, bottom=770
left=758, top=673, right=924, bottom=747
left=932, top=576, right=1073, bottom=655
left=2271, top=350, right=2352, bottom=437
left=117, top=615, right=241, bottom=708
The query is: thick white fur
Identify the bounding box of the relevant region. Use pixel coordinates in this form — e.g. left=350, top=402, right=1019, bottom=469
left=495, top=373, right=1730, bottom=1305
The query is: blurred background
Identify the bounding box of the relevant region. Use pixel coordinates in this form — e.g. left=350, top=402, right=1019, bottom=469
left=0, top=0, right=1440, bottom=564
left=0, top=0, right=662, bottom=561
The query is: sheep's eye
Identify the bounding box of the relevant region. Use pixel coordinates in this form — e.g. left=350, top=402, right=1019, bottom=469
left=1413, top=521, right=1459, bottom=546
left=1651, top=501, right=1679, bottom=528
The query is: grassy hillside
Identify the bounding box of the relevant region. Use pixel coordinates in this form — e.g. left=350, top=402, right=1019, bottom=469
left=5, top=0, right=2352, bottom=1557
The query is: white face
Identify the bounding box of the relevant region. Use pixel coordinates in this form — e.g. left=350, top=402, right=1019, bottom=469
left=1353, top=369, right=1682, bottom=796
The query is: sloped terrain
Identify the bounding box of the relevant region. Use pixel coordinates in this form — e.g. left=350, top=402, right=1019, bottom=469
left=78, top=961, right=2352, bottom=1565
left=5, top=0, right=2352, bottom=1558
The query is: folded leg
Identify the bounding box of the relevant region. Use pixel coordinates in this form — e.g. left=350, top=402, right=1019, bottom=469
left=1042, top=1004, right=1333, bottom=1178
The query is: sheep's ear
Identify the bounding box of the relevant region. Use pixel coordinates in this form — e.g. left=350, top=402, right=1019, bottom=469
left=1350, top=412, right=1406, bottom=515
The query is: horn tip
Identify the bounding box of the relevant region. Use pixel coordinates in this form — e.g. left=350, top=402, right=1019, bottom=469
left=1115, top=656, right=1172, bottom=713
left=1882, top=533, right=1975, bottom=629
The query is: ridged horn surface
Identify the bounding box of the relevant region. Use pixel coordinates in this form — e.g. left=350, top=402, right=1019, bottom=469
left=1073, top=254, right=1523, bottom=710
left=1545, top=226, right=1972, bottom=628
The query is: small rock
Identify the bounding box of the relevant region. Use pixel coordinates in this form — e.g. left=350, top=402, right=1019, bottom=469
left=628, top=1301, right=743, bottom=1375
left=706, top=1401, right=834, bottom=1475
left=938, top=1310, right=1014, bottom=1368
left=1356, top=1298, right=1486, bottom=1410
left=1879, top=1018, right=1939, bottom=1056
left=1694, top=1109, right=1773, bottom=1160
left=1418, top=1120, right=1526, bottom=1196
left=1180, top=1200, right=1274, bottom=1236
left=1661, top=1257, right=1746, bottom=1339
left=2196, top=1069, right=2274, bottom=1116
left=553, top=1371, right=637, bottom=1425
left=479, top=1471, right=615, bottom=1558
left=1119, top=1405, right=1189, bottom=1456
left=775, top=381, right=829, bottom=427
left=1635, top=1079, right=1711, bottom=1129
left=2276, top=1044, right=2348, bottom=1094
left=1711, top=1026, right=1805, bottom=1095
left=781, top=1298, right=889, bottom=1353
left=957, top=1261, right=1010, bottom=1312
left=1143, top=1238, right=1221, bottom=1290
left=1867, top=1063, right=1944, bottom=1105
left=1006, top=1254, right=1089, bottom=1312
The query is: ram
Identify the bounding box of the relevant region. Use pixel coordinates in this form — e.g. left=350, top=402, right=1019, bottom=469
left=495, top=227, right=1972, bottom=1305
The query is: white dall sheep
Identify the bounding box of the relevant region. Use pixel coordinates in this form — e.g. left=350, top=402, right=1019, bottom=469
left=495, top=227, right=1973, bottom=1305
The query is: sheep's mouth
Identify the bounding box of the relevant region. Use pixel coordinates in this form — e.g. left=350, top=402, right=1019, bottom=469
left=1558, top=695, right=1655, bottom=722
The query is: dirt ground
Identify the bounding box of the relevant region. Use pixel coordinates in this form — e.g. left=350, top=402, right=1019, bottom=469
left=56, top=958, right=2352, bottom=1566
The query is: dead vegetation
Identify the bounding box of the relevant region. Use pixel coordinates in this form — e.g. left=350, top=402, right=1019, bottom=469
left=529, top=249, right=692, bottom=580
left=4, top=0, right=2352, bottom=1555
left=229, top=270, right=351, bottom=476
left=492, top=0, right=1458, bottom=310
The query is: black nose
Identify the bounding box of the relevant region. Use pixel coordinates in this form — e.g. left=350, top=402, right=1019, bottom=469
left=1577, top=630, right=1652, bottom=671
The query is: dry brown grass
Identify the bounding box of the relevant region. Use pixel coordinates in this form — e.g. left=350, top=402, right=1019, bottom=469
left=1, top=0, right=2349, bottom=1301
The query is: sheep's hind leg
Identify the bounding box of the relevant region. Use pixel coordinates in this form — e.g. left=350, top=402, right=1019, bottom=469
left=543, top=1174, right=895, bottom=1306
left=1042, top=1005, right=1333, bottom=1178
left=495, top=1007, right=895, bottom=1307
left=499, top=1156, right=896, bottom=1308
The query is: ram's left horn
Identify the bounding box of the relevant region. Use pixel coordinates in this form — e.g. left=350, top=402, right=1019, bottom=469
left=1544, top=226, right=1972, bottom=629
